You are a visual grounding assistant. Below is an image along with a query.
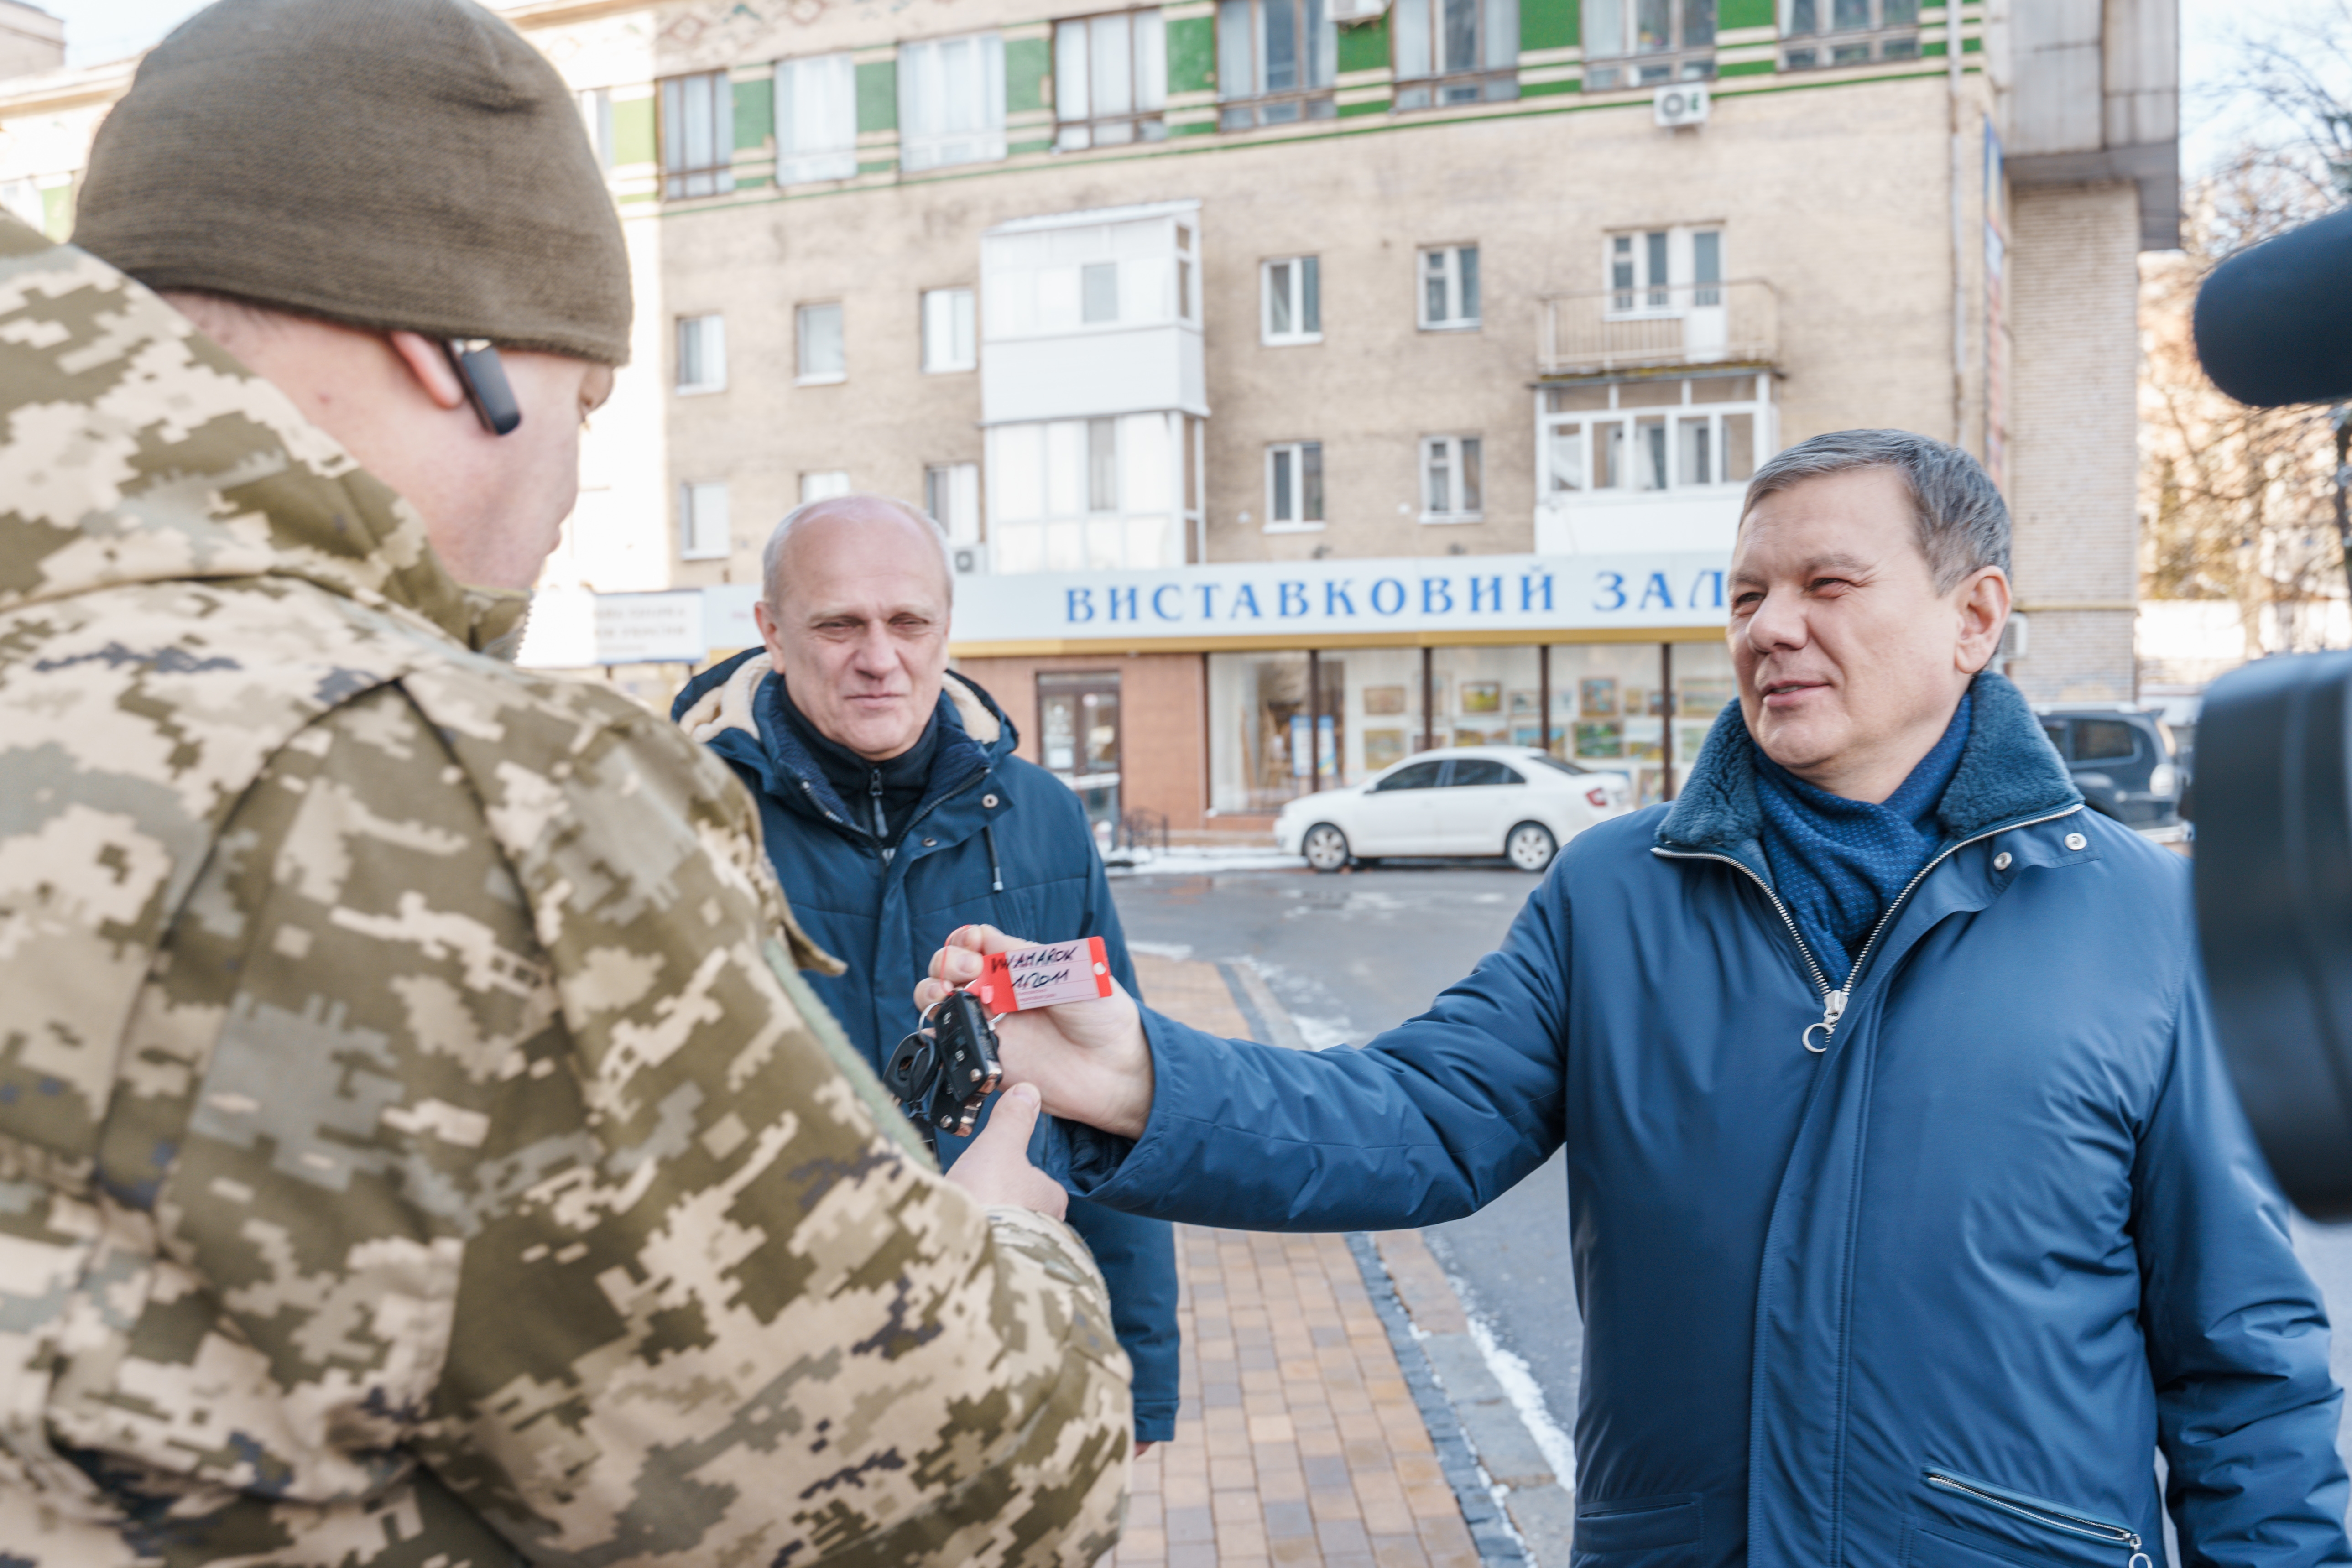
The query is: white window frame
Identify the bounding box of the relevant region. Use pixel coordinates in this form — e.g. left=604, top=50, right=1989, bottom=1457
left=801, top=470, right=852, bottom=503
left=775, top=52, right=859, bottom=184
left=1264, top=440, right=1325, bottom=531
left=1605, top=225, right=1723, bottom=317
left=680, top=480, right=731, bottom=560
left=1536, top=374, right=1773, bottom=501
left=922, top=287, right=978, bottom=373
left=1419, top=244, right=1480, bottom=330
left=1262, top=255, right=1321, bottom=344
left=659, top=69, right=735, bottom=198
left=1581, top=0, right=1718, bottom=88
left=1055, top=9, right=1170, bottom=151
left=578, top=87, right=615, bottom=171
left=1390, top=0, right=1519, bottom=109
left=1420, top=434, right=1482, bottom=522
left=1215, top=0, right=1339, bottom=128
left=898, top=33, right=1008, bottom=172
left=925, top=460, right=983, bottom=544
left=796, top=302, right=846, bottom=385
left=1780, top=0, right=1922, bottom=69
left=676, top=313, right=726, bottom=394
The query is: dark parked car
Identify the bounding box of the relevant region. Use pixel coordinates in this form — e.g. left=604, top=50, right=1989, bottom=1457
left=2033, top=705, right=2185, bottom=829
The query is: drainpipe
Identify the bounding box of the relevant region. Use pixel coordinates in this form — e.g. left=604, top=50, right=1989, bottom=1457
left=1950, top=0, right=1968, bottom=449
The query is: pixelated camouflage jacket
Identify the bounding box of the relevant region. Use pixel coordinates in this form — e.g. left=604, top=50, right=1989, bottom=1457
left=0, top=217, right=1130, bottom=1566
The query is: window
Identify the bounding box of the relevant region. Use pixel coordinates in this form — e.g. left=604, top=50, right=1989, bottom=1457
left=776, top=53, right=858, bottom=183
left=1420, top=245, right=1480, bottom=329
left=988, top=412, right=1186, bottom=572
left=922, top=287, right=977, bottom=372
left=1583, top=0, right=1717, bottom=88
left=1782, top=0, right=1919, bottom=68
left=1540, top=374, right=1769, bottom=498
left=1422, top=435, right=1482, bottom=521
left=676, top=314, right=726, bottom=393
left=1216, top=0, right=1337, bottom=128
left=0, top=179, right=41, bottom=231
left=926, top=461, right=982, bottom=543
left=1392, top=0, right=1519, bottom=108
left=1177, top=220, right=1198, bottom=323
left=1265, top=441, right=1325, bottom=530
left=1444, top=758, right=1523, bottom=787
left=1262, top=256, right=1321, bottom=344
left=659, top=69, right=735, bottom=198
left=1056, top=10, right=1168, bottom=149
left=2070, top=718, right=2140, bottom=762
left=801, top=470, right=852, bottom=503
left=1082, top=261, right=1121, bottom=324
left=797, top=302, right=845, bottom=383
left=899, top=34, right=1007, bottom=171
left=1607, top=226, right=1721, bottom=313
left=680, top=480, right=731, bottom=559
left=1374, top=760, right=1445, bottom=792
left=578, top=88, right=615, bottom=171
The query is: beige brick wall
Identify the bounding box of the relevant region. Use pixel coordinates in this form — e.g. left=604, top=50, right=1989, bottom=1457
left=2003, top=180, right=2142, bottom=701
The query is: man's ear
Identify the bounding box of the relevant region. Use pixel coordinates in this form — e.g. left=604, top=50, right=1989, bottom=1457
left=387, top=330, right=469, bottom=413
left=1955, top=566, right=2012, bottom=674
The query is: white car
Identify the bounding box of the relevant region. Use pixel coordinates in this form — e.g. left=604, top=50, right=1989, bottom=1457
left=1274, top=746, right=1633, bottom=874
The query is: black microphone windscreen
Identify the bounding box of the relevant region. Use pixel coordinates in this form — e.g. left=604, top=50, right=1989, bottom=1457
left=2194, top=208, right=2352, bottom=407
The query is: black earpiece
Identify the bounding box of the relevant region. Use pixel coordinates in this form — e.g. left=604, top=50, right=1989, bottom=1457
left=443, top=338, right=522, bottom=437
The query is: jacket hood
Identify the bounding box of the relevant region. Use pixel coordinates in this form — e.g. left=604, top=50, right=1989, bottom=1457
left=1658, top=670, right=2081, bottom=860
left=674, top=651, right=1010, bottom=756
left=0, top=218, right=523, bottom=655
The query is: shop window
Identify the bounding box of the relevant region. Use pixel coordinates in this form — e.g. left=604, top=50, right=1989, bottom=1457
left=680, top=480, right=730, bottom=560
left=1209, top=650, right=1367, bottom=809
left=1667, top=638, right=1737, bottom=779
left=797, top=302, right=845, bottom=383
left=1541, top=374, right=1769, bottom=499
left=923, top=287, right=977, bottom=372
left=1781, top=0, right=1919, bottom=69
left=1265, top=441, right=1325, bottom=530
left=659, top=69, right=735, bottom=198
left=1431, top=646, right=1541, bottom=750
left=1549, top=642, right=1669, bottom=803
left=1583, top=0, right=1716, bottom=89
left=1420, top=245, right=1480, bottom=329
left=800, top=470, right=851, bottom=503
left=1263, top=255, right=1322, bottom=344
left=1217, top=0, right=1338, bottom=128
left=1056, top=10, right=1168, bottom=149
left=1392, top=0, right=1519, bottom=109
left=776, top=52, right=859, bottom=183
left=676, top=313, right=726, bottom=393
left=925, top=461, right=982, bottom=544
left=1422, top=435, right=1482, bottom=521
left=899, top=33, right=1007, bottom=171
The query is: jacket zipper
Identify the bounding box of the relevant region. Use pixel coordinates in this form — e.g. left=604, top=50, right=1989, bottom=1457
left=1924, top=1469, right=2149, bottom=1568
left=1654, top=804, right=2083, bottom=1055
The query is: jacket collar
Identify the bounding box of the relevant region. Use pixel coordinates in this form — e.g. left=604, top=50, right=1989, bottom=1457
left=1656, top=671, right=2081, bottom=869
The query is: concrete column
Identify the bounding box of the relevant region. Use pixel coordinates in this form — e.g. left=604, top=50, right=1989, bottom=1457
left=2003, top=180, right=2142, bottom=702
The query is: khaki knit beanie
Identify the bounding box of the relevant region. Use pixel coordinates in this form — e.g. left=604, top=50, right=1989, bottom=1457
left=73, top=0, right=631, bottom=365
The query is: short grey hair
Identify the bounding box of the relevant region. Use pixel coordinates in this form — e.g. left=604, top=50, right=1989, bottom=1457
left=1740, top=429, right=2011, bottom=591
left=761, top=492, right=954, bottom=608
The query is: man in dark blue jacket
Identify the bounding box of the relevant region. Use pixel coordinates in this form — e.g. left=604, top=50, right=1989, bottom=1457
left=674, top=493, right=1177, bottom=1448
left=924, top=433, right=2352, bottom=1568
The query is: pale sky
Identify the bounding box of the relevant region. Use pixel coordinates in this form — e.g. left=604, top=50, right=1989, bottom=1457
left=28, top=0, right=2321, bottom=181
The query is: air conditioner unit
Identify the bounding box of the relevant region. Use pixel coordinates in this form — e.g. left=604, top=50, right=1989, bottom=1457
left=951, top=543, right=991, bottom=577
left=1653, top=84, right=1709, bottom=128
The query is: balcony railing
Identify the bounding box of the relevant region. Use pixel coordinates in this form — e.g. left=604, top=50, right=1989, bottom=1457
left=1539, top=279, right=1778, bottom=376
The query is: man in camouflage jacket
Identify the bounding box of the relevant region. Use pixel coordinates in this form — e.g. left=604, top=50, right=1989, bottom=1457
left=0, top=2, right=1132, bottom=1563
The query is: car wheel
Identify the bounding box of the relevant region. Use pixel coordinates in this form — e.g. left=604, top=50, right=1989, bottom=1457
left=1506, top=821, right=1558, bottom=873
left=1302, top=823, right=1351, bottom=873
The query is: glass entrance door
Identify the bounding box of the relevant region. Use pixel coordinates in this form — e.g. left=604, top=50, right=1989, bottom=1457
left=1038, top=671, right=1122, bottom=837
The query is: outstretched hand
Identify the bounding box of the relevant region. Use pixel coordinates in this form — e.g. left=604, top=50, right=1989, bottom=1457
left=940, top=1081, right=1068, bottom=1219
left=917, top=924, right=1156, bottom=1140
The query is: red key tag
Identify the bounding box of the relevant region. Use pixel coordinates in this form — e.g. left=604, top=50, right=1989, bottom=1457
left=972, top=937, right=1115, bottom=1014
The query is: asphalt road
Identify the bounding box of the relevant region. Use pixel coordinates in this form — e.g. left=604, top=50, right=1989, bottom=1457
left=1108, top=859, right=2352, bottom=1491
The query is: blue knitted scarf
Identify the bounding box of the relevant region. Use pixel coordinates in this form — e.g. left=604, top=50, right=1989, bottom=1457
left=1753, top=694, right=1972, bottom=987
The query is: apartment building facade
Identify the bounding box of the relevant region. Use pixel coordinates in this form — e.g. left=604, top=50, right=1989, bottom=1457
left=0, top=0, right=2176, bottom=838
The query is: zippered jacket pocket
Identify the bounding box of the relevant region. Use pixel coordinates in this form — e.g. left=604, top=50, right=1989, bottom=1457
left=1923, top=1468, right=2149, bottom=1568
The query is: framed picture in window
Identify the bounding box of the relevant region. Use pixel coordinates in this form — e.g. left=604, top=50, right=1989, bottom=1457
left=1363, top=728, right=1408, bottom=771
left=1581, top=677, right=1619, bottom=718
left=1678, top=723, right=1713, bottom=761
left=1679, top=678, right=1735, bottom=717
left=1454, top=725, right=1504, bottom=747
left=1363, top=684, right=1408, bottom=716
left=1575, top=720, right=1624, bottom=757
left=1511, top=725, right=1543, bottom=749
left=1509, top=688, right=1541, bottom=716
left=1460, top=681, right=1502, bottom=714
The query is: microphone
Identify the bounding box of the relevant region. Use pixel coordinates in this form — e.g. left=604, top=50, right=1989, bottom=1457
left=2193, top=208, right=2352, bottom=408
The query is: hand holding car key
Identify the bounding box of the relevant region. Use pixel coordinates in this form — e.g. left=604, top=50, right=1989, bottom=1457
left=888, top=937, right=1116, bottom=1135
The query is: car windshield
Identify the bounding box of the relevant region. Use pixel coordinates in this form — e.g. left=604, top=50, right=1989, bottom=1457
left=1525, top=753, right=1589, bottom=777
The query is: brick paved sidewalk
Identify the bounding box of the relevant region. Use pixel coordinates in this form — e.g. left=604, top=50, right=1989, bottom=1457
left=1112, top=956, right=1485, bottom=1568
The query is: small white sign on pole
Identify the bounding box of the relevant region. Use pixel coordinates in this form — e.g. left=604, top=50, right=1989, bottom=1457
left=594, top=590, right=706, bottom=664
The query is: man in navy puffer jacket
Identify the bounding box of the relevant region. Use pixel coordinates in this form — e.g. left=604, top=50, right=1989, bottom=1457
left=675, top=494, right=1178, bottom=1448
left=923, top=433, right=2352, bottom=1568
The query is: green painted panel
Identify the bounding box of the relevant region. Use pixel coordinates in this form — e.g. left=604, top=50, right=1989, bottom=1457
left=1718, top=0, right=1775, bottom=27
left=1519, top=0, right=1574, bottom=52
left=1519, top=74, right=1579, bottom=94
left=1007, top=35, right=1050, bottom=113
left=1336, top=96, right=1388, bottom=115
left=735, top=172, right=773, bottom=189
left=734, top=74, right=773, bottom=151
left=614, top=95, right=656, bottom=166
left=1168, top=116, right=1219, bottom=135
left=39, top=179, right=70, bottom=241
left=1169, top=14, right=1215, bottom=93
left=1717, top=57, right=1775, bottom=74
left=1337, top=16, right=1390, bottom=73
left=859, top=157, right=898, bottom=174
left=857, top=57, right=898, bottom=132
